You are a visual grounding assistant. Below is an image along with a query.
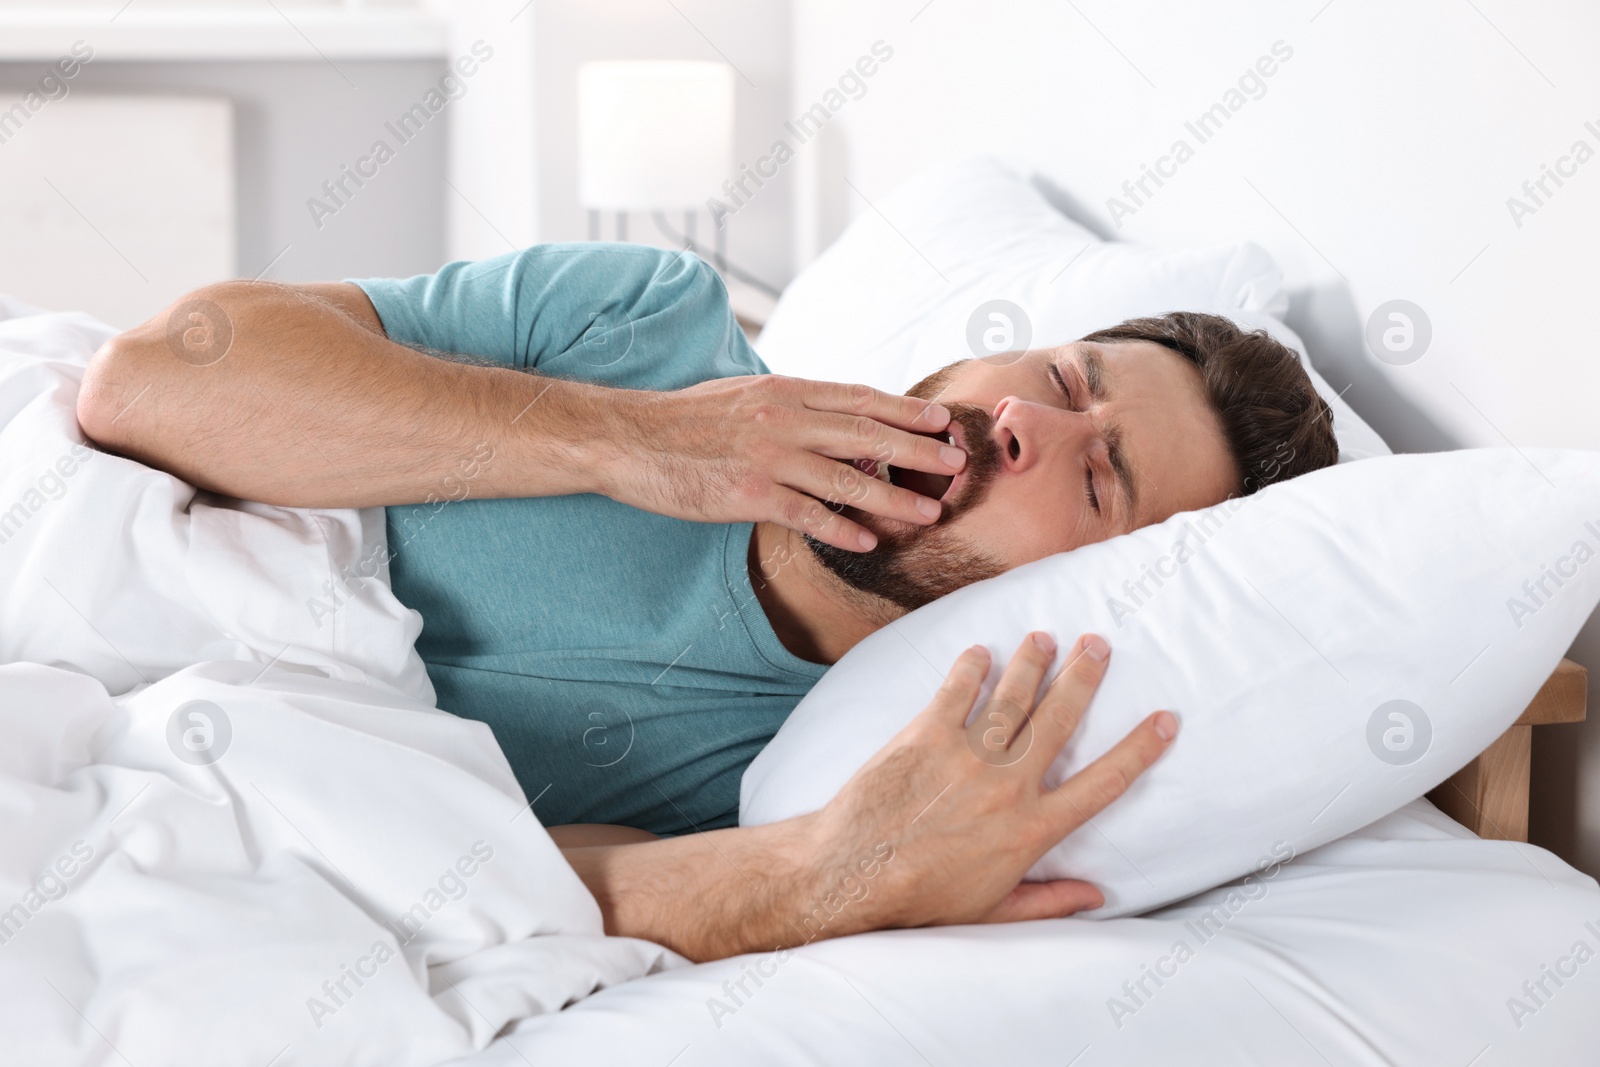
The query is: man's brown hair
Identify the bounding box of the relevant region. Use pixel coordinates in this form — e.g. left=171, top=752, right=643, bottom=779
left=1080, top=311, right=1338, bottom=493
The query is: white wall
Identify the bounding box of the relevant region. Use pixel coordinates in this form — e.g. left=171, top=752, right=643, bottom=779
left=0, top=2, right=539, bottom=325
left=0, top=94, right=234, bottom=329
left=0, top=56, right=453, bottom=325
left=790, top=0, right=1600, bottom=875
left=533, top=0, right=794, bottom=290
left=421, top=0, right=539, bottom=261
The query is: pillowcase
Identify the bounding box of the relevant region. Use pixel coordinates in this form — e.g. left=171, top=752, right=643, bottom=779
left=741, top=447, right=1600, bottom=917
left=756, top=154, right=1390, bottom=462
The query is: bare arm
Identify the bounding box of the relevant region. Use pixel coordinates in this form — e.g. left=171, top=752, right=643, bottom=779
left=77, top=280, right=653, bottom=509
left=560, top=633, right=1177, bottom=962
left=76, top=279, right=965, bottom=551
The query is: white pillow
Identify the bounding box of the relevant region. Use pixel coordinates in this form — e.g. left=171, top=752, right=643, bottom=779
left=757, top=155, right=1390, bottom=462
left=741, top=448, right=1600, bottom=917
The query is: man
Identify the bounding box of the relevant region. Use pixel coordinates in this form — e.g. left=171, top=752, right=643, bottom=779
left=77, top=243, right=1337, bottom=961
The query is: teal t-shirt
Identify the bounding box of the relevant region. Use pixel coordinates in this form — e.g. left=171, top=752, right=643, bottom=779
left=351, top=244, right=826, bottom=834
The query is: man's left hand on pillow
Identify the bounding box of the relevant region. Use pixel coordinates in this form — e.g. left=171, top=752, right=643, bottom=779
left=562, top=632, right=1177, bottom=960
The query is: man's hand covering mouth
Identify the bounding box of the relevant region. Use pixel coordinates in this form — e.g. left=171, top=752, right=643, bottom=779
left=855, top=428, right=957, bottom=503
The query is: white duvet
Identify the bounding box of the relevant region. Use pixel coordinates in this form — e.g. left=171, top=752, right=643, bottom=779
left=3, top=299, right=1598, bottom=1065
left=0, top=300, right=432, bottom=703
left=0, top=660, right=676, bottom=1066
left=0, top=302, right=677, bottom=1065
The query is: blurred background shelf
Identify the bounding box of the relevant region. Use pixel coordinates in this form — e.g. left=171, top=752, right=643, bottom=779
left=0, top=5, right=449, bottom=61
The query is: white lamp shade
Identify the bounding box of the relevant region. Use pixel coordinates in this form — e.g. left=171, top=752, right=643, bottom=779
left=577, top=61, right=735, bottom=212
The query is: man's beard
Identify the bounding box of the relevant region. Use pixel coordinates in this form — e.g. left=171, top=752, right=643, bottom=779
left=803, top=398, right=1005, bottom=612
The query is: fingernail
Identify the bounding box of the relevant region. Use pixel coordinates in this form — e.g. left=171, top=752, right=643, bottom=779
left=1153, top=710, right=1179, bottom=740
left=940, top=445, right=965, bottom=468
left=1031, top=631, right=1056, bottom=654
left=915, top=495, right=941, bottom=520
left=858, top=530, right=878, bottom=550
left=1081, top=634, right=1110, bottom=661
left=926, top=403, right=951, bottom=426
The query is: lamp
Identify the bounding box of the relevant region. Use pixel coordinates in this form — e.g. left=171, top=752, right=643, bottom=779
left=577, top=60, right=734, bottom=264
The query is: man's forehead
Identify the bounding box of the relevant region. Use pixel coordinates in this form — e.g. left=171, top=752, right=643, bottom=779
left=1054, top=336, right=1187, bottom=371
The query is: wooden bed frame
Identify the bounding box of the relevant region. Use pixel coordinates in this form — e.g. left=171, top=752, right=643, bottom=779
left=1427, top=658, right=1588, bottom=841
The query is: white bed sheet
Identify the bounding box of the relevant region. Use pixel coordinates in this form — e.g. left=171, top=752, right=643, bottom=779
left=458, top=799, right=1600, bottom=1066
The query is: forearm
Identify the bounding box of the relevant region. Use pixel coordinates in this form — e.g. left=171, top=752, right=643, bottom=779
left=547, top=823, right=659, bottom=848
left=563, top=816, right=837, bottom=962
left=76, top=280, right=640, bottom=508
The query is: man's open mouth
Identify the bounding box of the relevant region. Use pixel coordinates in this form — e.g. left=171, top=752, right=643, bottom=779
left=852, top=428, right=958, bottom=504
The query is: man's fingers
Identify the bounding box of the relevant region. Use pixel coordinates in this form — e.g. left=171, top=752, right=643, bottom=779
left=802, top=411, right=966, bottom=478
left=966, top=632, right=1055, bottom=756
left=979, top=879, right=1105, bottom=924
left=798, top=378, right=952, bottom=437
left=1023, top=634, right=1111, bottom=769
left=769, top=486, right=877, bottom=552
left=793, top=456, right=943, bottom=527
left=1041, top=710, right=1178, bottom=830
left=927, top=645, right=992, bottom=729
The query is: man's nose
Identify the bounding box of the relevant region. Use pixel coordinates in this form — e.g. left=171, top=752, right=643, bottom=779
left=992, top=395, right=1096, bottom=473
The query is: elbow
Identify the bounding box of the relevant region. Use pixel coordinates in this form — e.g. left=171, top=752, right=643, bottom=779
left=77, top=330, right=154, bottom=452
left=77, top=333, right=136, bottom=448
left=76, top=282, right=236, bottom=451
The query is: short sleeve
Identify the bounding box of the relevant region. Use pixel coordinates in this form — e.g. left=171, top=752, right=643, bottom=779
left=347, top=243, right=768, bottom=390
